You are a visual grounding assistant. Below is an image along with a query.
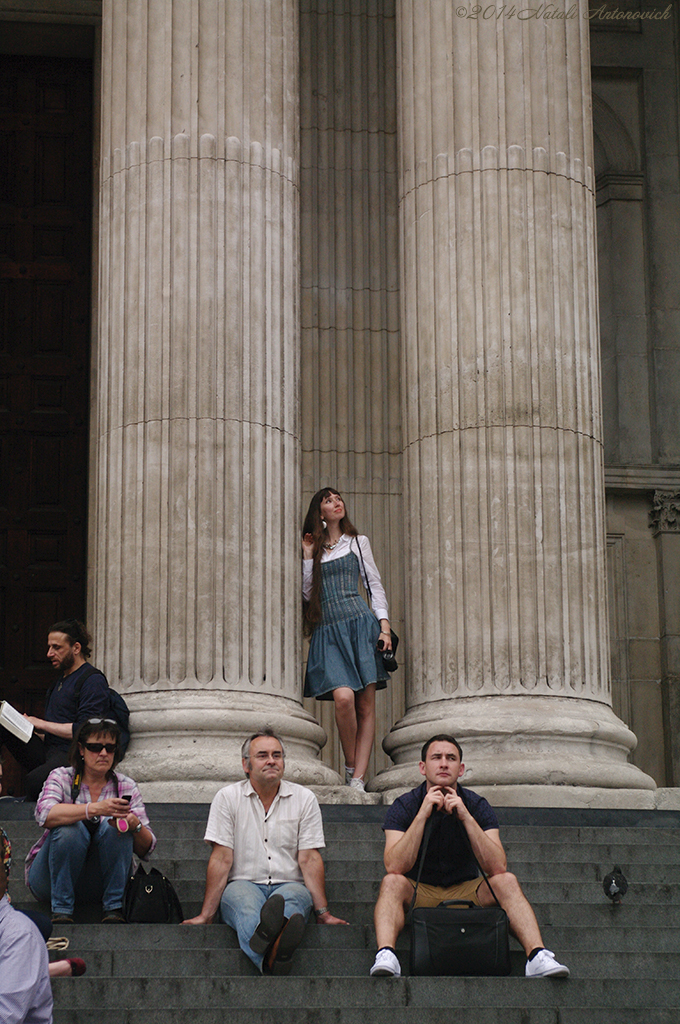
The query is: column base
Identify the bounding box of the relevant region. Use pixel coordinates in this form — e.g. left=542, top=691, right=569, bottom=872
left=119, top=690, right=342, bottom=801
left=309, top=786, right=382, bottom=806
left=373, top=694, right=657, bottom=802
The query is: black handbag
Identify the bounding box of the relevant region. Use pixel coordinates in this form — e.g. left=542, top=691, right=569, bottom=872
left=408, top=819, right=511, bottom=977
left=124, top=863, right=184, bottom=923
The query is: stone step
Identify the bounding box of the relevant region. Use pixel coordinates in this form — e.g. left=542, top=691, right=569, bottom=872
left=49, top=976, right=680, bottom=1011
left=323, top=840, right=680, bottom=863
left=6, top=812, right=680, bottom=845
left=49, top=1007, right=680, bottom=1024
left=47, top=875, right=669, bottom=906
left=131, top=855, right=680, bottom=885
left=38, top=921, right=680, bottom=954
left=10, top=834, right=680, bottom=873
left=7, top=828, right=680, bottom=862
left=32, top=919, right=680, bottom=956
left=16, top=895, right=680, bottom=928
left=44, top=944, right=680, bottom=978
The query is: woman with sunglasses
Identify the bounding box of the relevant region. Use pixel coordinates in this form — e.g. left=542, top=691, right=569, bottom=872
left=25, top=718, right=156, bottom=923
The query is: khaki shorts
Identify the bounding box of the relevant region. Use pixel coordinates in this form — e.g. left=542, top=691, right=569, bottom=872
left=407, top=876, right=484, bottom=909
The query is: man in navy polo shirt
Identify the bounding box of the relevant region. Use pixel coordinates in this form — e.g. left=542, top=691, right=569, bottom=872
left=369, top=734, right=570, bottom=979
left=0, top=619, right=108, bottom=800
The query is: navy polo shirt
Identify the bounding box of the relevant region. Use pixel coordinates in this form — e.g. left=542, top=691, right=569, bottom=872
left=382, top=782, right=499, bottom=887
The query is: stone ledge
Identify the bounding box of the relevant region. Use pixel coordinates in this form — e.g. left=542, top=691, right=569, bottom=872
left=605, top=465, right=680, bottom=491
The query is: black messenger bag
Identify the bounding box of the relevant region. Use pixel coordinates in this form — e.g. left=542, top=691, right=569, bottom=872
left=410, top=899, right=511, bottom=976
left=408, top=819, right=511, bottom=977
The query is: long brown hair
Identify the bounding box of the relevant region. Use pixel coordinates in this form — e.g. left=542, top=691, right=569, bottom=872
left=302, top=488, right=358, bottom=635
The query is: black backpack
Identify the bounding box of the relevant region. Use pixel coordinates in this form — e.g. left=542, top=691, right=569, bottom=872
left=48, top=664, right=131, bottom=758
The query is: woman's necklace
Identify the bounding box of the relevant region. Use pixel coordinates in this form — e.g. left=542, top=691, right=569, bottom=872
left=324, top=535, right=343, bottom=551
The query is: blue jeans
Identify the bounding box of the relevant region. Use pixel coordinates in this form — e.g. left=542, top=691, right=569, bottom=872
left=220, top=880, right=313, bottom=972
left=28, top=819, right=133, bottom=915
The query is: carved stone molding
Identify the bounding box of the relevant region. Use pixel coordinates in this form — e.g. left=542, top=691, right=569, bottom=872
left=649, top=491, right=680, bottom=535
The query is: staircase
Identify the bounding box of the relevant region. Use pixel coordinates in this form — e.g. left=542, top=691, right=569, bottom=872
left=3, top=801, right=680, bottom=1024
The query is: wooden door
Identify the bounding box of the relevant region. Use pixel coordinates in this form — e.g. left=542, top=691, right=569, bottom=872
left=0, top=56, right=92, bottom=794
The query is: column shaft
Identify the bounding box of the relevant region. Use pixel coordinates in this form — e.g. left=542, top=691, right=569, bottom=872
left=93, top=0, right=336, bottom=798
left=377, top=0, right=655, bottom=802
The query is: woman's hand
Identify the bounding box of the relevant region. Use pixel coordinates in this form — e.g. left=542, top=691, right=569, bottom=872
left=106, top=811, right=140, bottom=831
left=93, top=797, right=131, bottom=819
left=378, top=621, right=392, bottom=651
left=302, top=533, right=315, bottom=559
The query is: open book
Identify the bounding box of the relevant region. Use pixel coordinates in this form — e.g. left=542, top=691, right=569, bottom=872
left=0, top=700, right=34, bottom=743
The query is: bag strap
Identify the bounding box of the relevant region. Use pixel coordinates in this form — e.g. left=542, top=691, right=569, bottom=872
left=407, top=808, right=503, bottom=918
left=407, top=815, right=434, bottom=917
left=71, top=768, right=120, bottom=804
left=46, top=662, right=100, bottom=706
left=454, top=817, right=503, bottom=908
left=352, top=536, right=373, bottom=604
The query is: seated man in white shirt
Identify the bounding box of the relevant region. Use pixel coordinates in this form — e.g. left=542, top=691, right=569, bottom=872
left=183, top=728, right=347, bottom=973
left=0, top=828, right=54, bottom=1024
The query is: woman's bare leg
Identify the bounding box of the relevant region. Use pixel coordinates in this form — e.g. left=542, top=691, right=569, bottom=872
left=352, top=684, right=376, bottom=780
left=332, top=687, right=359, bottom=768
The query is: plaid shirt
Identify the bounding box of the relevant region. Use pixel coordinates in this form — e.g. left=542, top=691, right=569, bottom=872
left=25, top=766, right=156, bottom=884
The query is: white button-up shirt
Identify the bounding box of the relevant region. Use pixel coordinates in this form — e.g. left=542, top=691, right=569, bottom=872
left=204, top=779, right=325, bottom=885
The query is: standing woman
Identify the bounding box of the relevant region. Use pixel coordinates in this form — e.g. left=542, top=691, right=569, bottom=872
left=302, top=488, right=392, bottom=791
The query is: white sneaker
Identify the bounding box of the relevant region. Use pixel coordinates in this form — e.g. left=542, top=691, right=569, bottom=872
left=370, top=948, right=401, bottom=977
left=344, top=766, right=355, bottom=785
left=349, top=777, right=365, bottom=791
left=525, top=949, right=570, bottom=978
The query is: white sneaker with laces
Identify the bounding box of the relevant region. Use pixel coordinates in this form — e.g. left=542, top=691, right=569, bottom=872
left=349, top=777, right=365, bottom=792
left=370, top=948, right=401, bottom=977
left=525, top=949, right=570, bottom=978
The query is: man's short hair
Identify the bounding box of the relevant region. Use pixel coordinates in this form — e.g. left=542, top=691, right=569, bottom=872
left=49, top=619, right=92, bottom=659
left=421, top=734, right=463, bottom=762
left=241, top=728, right=285, bottom=766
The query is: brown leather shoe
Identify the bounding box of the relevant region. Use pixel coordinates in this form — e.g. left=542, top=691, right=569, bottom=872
left=249, top=893, right=286, bottom=954
left=265, top=913, right=305, bottom=975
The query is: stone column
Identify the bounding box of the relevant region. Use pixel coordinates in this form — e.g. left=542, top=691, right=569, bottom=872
left=92, top=0, right=338, bottom=799
left=375, top=1, right=656, bottom=804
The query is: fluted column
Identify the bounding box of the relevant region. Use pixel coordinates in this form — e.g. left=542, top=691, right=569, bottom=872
left=92, top=0, right=337, bottom=799
left=376, top=1, right=656, bottom=803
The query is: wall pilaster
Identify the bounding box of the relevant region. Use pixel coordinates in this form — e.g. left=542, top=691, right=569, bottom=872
left=650, top=490, right=680, bottom=787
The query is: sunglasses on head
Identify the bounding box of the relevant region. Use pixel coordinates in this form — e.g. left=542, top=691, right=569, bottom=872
left=86, top=718, right=117, bottom=726
left=84, top=742, right=117, bottom=754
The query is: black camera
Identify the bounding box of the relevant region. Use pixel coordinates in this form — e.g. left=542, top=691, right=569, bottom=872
left=378, top=631, right=399, bottom=672
left=381, top=648, right=398, bottom=672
